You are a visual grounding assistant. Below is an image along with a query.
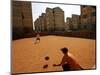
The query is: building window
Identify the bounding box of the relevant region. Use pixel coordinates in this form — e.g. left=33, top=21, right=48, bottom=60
left=91, top=6, right=96, bottom=9
left=13, top=11, right=21, bottom=17
left=82, top=15, right=87, bottom=18
left=82, top=5, right=86, bottom=8
left=91, top=12, right=96, bottom=16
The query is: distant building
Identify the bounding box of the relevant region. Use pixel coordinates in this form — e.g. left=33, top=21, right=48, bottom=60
left=65, top=18, right=70, bottom=31
left=12, top=1, right=33, bottom=39
left=41, top=13, right=47, bottom=32
left=34, top=18, right=39, bottom=32
left=39, top=16, right=42, bottom=31
left=66, top=17, right=73, bottom=30
left=64, top=21, right=69, bottom=31
left=40, top=15, right=44, bottom=32
left=72, top=14, right=80, bottom=30
left=34, top=7, right=65, bottom=32
left=53, top=7, right=65, bottom=31
left=34, top=13, right=46, bottom=32
left=42, top=13, right=47, bottom=31
left=46, top=8, right=54, bottom=32
left=38, top=16, right=42, bottom=32
left=80, top=6, right=96, bottom=31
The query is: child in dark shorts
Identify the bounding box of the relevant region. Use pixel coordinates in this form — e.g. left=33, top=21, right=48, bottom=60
left=36, top=37, right=40, bottom=41
left=35, top=33, right=40, bottom=43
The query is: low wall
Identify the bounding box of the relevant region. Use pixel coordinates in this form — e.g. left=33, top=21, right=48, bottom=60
left=12, top=30, right=96, bottom=40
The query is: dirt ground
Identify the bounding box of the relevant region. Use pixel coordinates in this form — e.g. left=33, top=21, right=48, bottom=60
left=12, top=36, right=96, bottom=73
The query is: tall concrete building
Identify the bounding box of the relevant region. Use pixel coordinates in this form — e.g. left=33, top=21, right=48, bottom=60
left=42, top=13, right=47, bottom=31
left=34, top=18, right=39, bottom=32
left=53, top=7, right=65, bottom=31
left=65, top=21, right=70, bottom=31
left=80, top=6, right=96, bottom=30
left=46, top=8, right=54, bottom=32
left=34, top=16, right=42, bottom=32
left=66, top=17, right=73, bottom=30
left=12, top=1, right=23, bottom=38
left=72, top=14, right=80, bottom=30
left=41, top=13, right=47, bottom=32
left=34, top=13, right=47, bottom=32
left=38, top=16, right=42, bottom=32
left=21, top=1, right=33, bottom=33
left=12, top=1, right=33, bottom=39
left=34, top=7, right=65, bottom=32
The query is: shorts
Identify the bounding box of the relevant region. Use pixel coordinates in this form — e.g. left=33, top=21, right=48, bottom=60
left=62, top=64, right=70, bottom=71
left=36, top=38, right=40, bottom=40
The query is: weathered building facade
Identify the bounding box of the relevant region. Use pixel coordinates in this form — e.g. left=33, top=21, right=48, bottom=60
left=34, top=7, right=65, bottom=32
left=45, top=8, right=55, bottom=32
left=64, top=21, right=69, bottom=31
left=12, top=1, right=24, bottom=38
left=38, top=16, right=42, bottom=31
left=66, top=17, right=73, bottom=30
left=53, top=7, right=65, bottom=31
left=34, top=18, right=39, bottom=32
left=72, top=14, right=80, bottom=30
left=80, top=6, right=96, bottom=30
left=12, top=1, right=33, bottom=39
left=34, top=5, right=96, bottom=32
left=42, top=13, right=47, bottom=31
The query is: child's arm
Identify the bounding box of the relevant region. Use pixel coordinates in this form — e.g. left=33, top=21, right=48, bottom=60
left=53, top=56, right=65, bottom=67
left=53, top=64, right=61, bottom=66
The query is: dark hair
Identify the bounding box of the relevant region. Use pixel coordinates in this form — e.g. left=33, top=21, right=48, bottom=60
left=45, top=56, right=49, bottom=60
left=61, top=47, right=68, bottom=54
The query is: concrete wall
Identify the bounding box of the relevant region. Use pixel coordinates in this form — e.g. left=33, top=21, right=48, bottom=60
left=12, top=1, right=33, bottom=39
left=34, top=7, right=65, bottom=32
left=65, top=21, right=70, bottom=31
left=34, top=18, right=39, bottom=32
left=66, top=17, right=73, bottom=30
left=46, top=8, right=54, bottom=32
left=80, top=6, right=96, bottom=30
left=21, top=2, right=33, bottom=33
left=12, top=1, right=24, bottom=37
left=53, top=7, right=65, bottom=31
left=42, top=13, right=47, bottom=31
left=72, top=14, right=80, bottom=30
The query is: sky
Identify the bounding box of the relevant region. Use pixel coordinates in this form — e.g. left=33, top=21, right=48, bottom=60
left=32, top=2, right=80, bottom=23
